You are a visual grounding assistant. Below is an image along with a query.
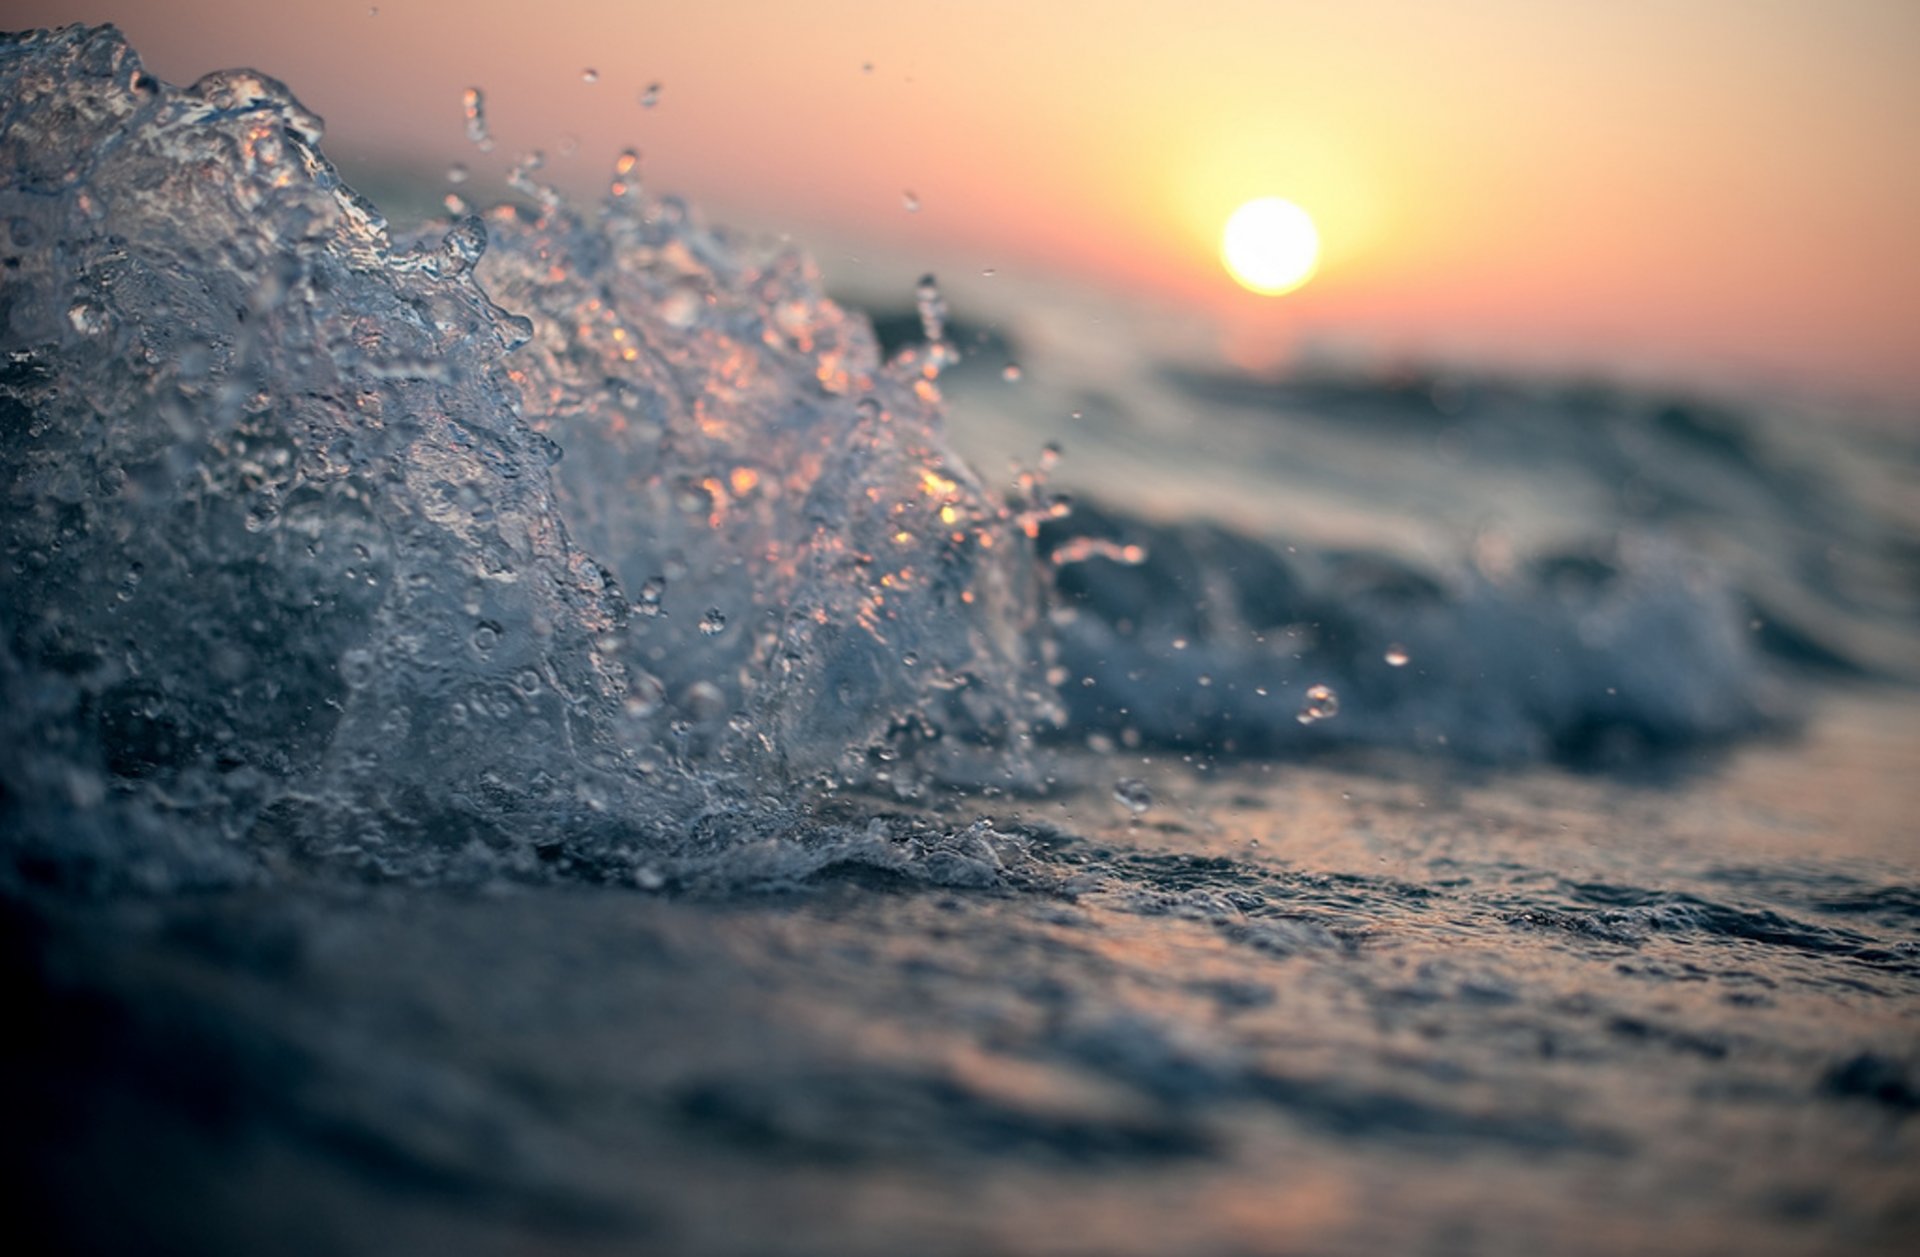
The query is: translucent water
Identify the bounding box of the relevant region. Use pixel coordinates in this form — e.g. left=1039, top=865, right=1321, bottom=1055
left=5, top=28, right=1917, bottom=1257
left=0, top=24, right=1057, bottom=888
left=0, top=24, right=1835, bottom=892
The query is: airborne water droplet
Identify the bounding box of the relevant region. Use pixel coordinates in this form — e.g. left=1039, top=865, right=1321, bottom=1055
left=902, top=190, right=921, bottom=213
left=1297, top=683, right=1339, bottom=724
left=639, top=82, right=661, bottom=108
left=446, top=162, right=469, bottom=185
left=1001, top=363, right=1023, bottom=383
left=581, top=68, right=599, bottom=84
left=610, top=147, right=640, bottom=198
left=636, top=575, right=666, bottom=618
left=461, top=86, right=493, bottom=152
left=914, top=273, right=946, bottom=345
left=699, top=608, right=726, bottom=637
left=1112, top=777, right=1153, bottom=816
left=1384, top=644, right=1410, bottom=667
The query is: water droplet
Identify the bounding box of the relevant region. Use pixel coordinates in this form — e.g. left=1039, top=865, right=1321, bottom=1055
left=1112, top=778, right=1153, bottom=815
left=981, top=267, right=997, bottom=277
left=639, top=82, right=661, bottom=108
left=699, top=608, right=727, bottom=637
left=902, top=190, right=921, bottom=213
left=508, top=150, right=558, bottom=211
left=1001, top=362, right=1023, bottom=383
left=471, top=621, right=501, bottom=652
left=610, top=147, right=640, bottom=198
left=581, top=68, right=599, bottom=84
left=1384, top=644, right=1410, bottom=667
left=461, top=86, right=494, bottom=152
left=861, top=61, right=875, bottom=75
left=67, top=302, right=104, bottom=335
left=636, top=575, right=666, bottom=617
left=914, top=273, right=946, bottom=345
left=1297, top=683, right=1339, bottom=724
left=685, top=680, right=727, bottom=719
left=446, top=162, right=469, bottom=185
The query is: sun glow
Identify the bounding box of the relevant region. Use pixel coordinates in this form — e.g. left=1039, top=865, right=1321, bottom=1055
left=1221, top=198, right=1321, bottom=296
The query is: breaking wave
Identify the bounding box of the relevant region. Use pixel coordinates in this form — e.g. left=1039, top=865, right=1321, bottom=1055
left=0, top=25, right=1787, bottom=892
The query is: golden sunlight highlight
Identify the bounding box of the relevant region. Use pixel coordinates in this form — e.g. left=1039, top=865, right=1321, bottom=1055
left=1221, top=198, right=1320, bottom=296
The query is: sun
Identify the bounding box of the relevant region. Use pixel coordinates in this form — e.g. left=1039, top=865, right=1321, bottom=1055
left=1221, top=197, right=1321, bottom=296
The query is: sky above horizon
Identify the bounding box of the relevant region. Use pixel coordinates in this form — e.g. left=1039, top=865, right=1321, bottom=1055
left=12, top=0, right=1920, bottom=402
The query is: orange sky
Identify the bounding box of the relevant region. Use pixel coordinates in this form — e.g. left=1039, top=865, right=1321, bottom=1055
left=13, top=0, right=1920, bottom=400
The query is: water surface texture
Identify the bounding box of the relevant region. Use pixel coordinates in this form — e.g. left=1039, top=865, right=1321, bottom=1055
left=4, top=26, right=1917, bottom=1256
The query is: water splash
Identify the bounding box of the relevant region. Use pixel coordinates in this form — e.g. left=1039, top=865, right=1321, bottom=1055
left=0, top=25, right=1060, bottom=887
left=461, top=85, right=493, bottom=151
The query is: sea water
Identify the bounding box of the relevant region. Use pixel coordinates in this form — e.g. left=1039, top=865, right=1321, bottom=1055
left=3, top=25, right=1917, bottom=1257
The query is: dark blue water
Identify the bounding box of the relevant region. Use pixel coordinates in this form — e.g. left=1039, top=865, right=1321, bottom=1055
left=3, top=24, right=1917, bottom=1256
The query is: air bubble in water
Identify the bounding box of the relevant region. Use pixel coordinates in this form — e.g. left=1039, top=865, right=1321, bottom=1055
left=1112, top=778, right=1153, bottom=815
left=639, top=82, right=661, bottom=108
left=461, top=87, right=493, bottom=152
left=622, top=672, right=665, bottom=720
left=1297, top=684, right=1339, bottom=724
left=1385, top=644, right=1410, bottom=667
left=699, top=608, right=727, bottom=638
left=339, top=649, right=376, bottom=689
left=636, top=575, right=666, bottom=618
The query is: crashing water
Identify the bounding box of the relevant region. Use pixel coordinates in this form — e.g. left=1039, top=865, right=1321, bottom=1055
left=0, top=23, right=1794, bottom=893
left=5, top=26, right=1918, bottom=1257
left=2, top=23, right=1064, bottom=890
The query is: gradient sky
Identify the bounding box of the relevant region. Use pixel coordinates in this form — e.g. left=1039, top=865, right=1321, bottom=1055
left=13, top=0, right=1920, bottom=400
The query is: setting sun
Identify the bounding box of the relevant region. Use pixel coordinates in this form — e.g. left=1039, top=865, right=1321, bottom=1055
left=1221, top=197, right=1321, bottom=296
